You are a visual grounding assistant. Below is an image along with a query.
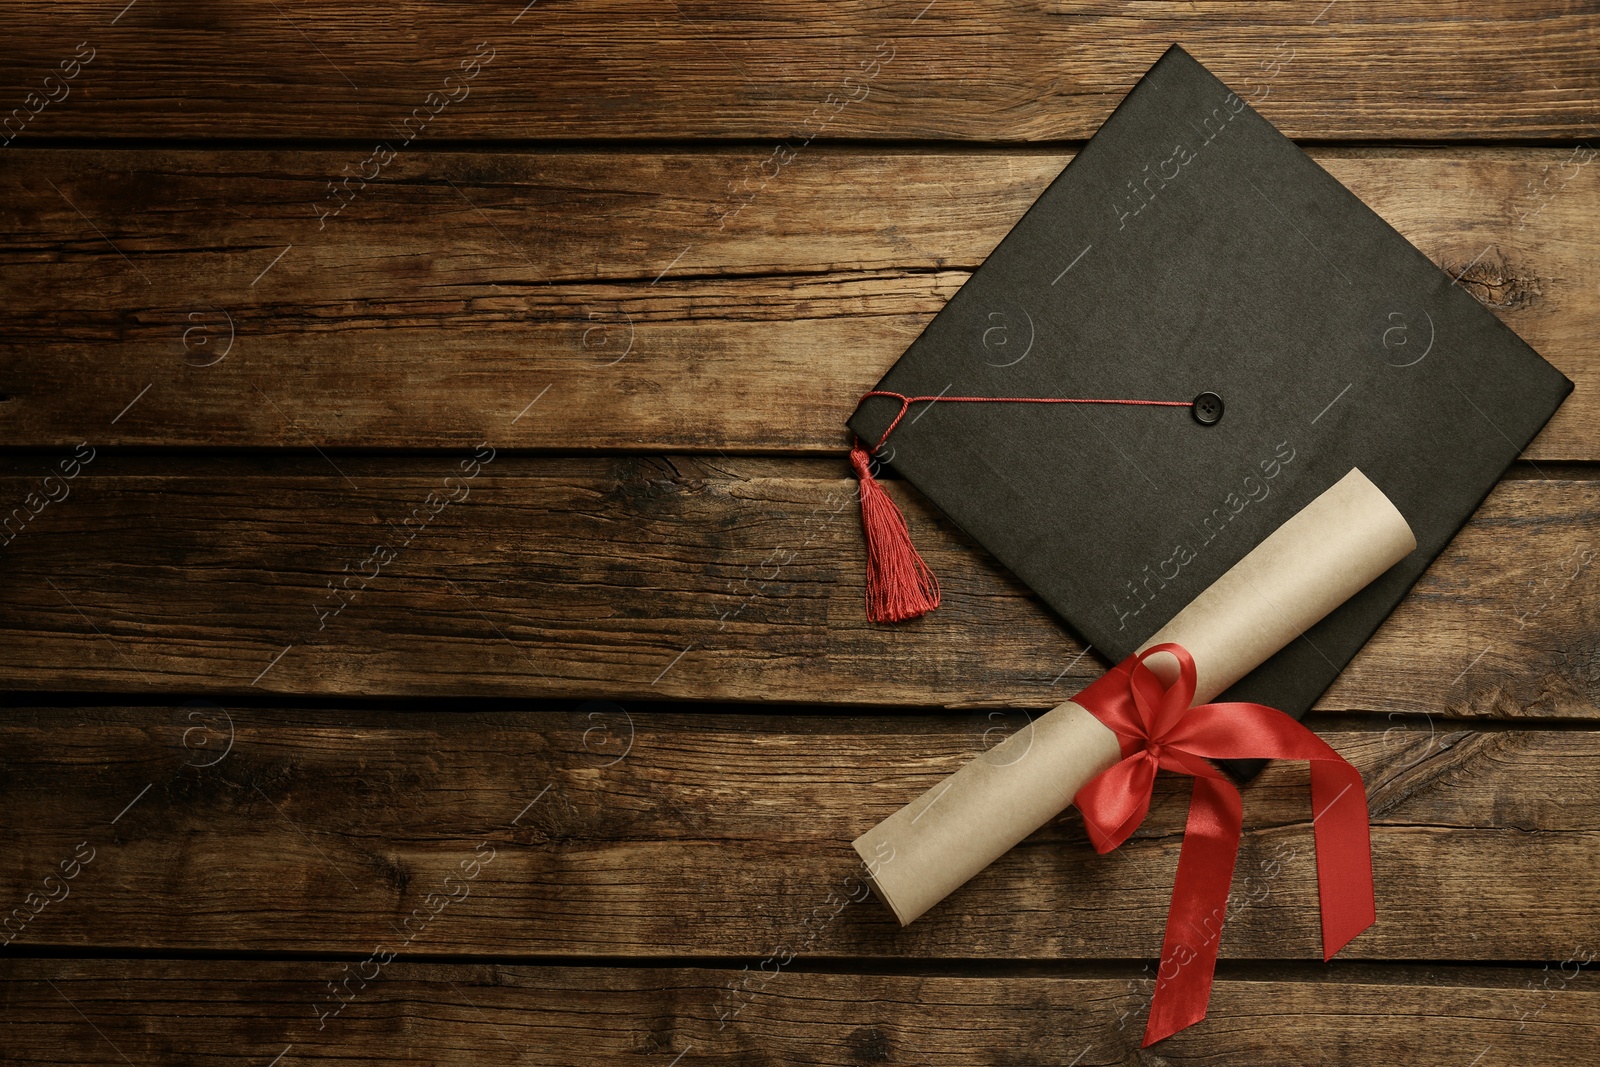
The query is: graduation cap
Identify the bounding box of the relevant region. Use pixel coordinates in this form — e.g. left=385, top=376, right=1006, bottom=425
left=846, top=45, right=1572, bottom=753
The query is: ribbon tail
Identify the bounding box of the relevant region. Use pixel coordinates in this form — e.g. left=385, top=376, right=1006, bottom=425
left=1310, top=758, right=1376, bottom=959
left=1143, top=775, right=1242, bottom=1047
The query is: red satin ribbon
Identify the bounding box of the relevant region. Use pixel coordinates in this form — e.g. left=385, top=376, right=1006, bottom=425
left=1071, top=642, right=1375, bottom=1046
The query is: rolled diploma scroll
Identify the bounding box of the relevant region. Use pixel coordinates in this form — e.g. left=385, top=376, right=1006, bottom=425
left=853, top=467, right=1417, bottom=926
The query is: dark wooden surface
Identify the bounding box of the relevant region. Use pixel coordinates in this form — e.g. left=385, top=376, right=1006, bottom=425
left=1, top=2, right=1597, bottom=1063
left=2, top=147, right=1596, bottom=456
left=0, top=458, right=1595, bottom=716
left=0, top=708, right=1592, bottom=960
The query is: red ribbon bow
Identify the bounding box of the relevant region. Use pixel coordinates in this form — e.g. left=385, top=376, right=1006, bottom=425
left=1071, top=643, right=1376, bottom=1046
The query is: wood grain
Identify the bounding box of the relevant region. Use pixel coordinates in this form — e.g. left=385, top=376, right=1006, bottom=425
left=0, top=147, right=1593, bottom=457
left=0, top=706, right=1593, bottom=960
left=0, top=456, right=1593, bottom=714
left=2, top=2, right=1597, bottom=142
left=3, top=960, right=1591, bottom=1066
left=0, top=1, right=1593, bottom=1056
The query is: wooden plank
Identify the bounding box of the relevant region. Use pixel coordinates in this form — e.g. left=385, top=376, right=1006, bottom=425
left=0, top=962, right=1596, bottom=1065
left=0, top=456, right=1594, bottom=713
left=0, top=705, right=1594, bottom=960
left=0, top=146, right=1594, bottom=458
left=3, top=2, right=1597, bottom=142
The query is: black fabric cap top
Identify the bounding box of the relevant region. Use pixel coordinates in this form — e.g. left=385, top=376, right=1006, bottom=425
left=848, top=45, right=1572, bottom=769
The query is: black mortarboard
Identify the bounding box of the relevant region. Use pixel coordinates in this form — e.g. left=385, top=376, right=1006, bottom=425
left=846, top=45, right=1571, bottom=767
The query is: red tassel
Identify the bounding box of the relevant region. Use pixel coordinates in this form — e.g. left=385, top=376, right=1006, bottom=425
left=849, top=441, right=941, bottom=623
left=847, top=390, right=1191, bottom=624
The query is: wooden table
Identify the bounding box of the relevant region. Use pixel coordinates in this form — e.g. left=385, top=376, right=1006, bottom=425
left=1, top=4, right=1596, bottom=1063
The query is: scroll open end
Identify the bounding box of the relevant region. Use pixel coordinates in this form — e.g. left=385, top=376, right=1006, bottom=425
left=852, top=467, right=1417, bottom=926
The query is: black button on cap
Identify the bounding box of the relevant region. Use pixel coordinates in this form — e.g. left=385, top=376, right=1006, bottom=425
left=1192, top=391, right=1224, bottom=426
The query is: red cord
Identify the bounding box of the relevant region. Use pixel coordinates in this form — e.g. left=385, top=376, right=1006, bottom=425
left=861, top=389, right=1194, bottom=452
left=849, top=389, right=1193, bottom=624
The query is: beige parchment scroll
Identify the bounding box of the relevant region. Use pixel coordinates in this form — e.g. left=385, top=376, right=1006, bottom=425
left=852, top=467, right=1417, bottom=926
